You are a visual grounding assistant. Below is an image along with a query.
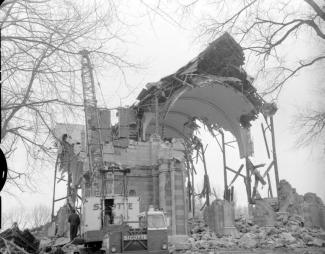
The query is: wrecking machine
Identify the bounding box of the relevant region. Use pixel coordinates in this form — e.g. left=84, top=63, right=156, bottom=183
left=57, top=50, right=169, bottom=253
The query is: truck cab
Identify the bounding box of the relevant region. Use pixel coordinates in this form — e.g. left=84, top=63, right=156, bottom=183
left=102, top=207, right=168, bottom=254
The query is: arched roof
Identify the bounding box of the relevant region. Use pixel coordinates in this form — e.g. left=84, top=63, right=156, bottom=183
left=135, top=33, right=271, bottom=158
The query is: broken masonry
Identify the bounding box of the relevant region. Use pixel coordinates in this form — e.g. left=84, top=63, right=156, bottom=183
left=51, top=32, right=280, bottom=239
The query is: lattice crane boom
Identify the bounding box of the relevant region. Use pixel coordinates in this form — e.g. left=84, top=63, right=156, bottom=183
left=79, top=50, right=104, bottom=172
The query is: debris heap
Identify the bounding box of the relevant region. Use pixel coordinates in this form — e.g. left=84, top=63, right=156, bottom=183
left=172, top=181, right=325, bottom=252
left=172, top=215, right=325, bottom=253
left=0, top=224, right=40, bottom=253
left=278, top=180, right=325, bottom=229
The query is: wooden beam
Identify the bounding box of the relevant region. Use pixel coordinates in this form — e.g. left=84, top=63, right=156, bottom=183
left=262, top=161, right=275, bottom=178
left=226, top=166, right=245, bottom=178
left=254, top=163, right=265, bottom=169
left=51, top=158, right=59, bottom=221
left=251, top=168, right=266, bottom=185
left=228, top=164, right=244, bottom=187
left=261, top=123, right=270, bottom=159
left=267, top=173, right=273, bottom=198
left=191, top=163, right=195, bottom=218
left=221, top=131, right=228, bottom=197
left=201, top=144, right=210, bottom=206
left=155, top=95, right=159, bottom=134
left=251, top=176, right=259, bottom=200
left=54, top=196, right=68, bottom=202
left=245, top=157, right=252, bottom=204
left=270, top=116, right=280, bottom=197
left=56, top=177, right=67, bottom=182
left=246, top=159, right=266, bottom=185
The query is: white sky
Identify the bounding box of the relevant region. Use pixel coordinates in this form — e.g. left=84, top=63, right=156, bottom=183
left=3, top=1, right=325, bottom=215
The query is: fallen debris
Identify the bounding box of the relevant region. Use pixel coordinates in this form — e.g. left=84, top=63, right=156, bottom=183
left=278, top=180, right=325, bottom=229
left=172, top=209, right=325, bottom=253
left=251, top=199, right=276, bottom=227
left=0, top=223, right=40, bottom=253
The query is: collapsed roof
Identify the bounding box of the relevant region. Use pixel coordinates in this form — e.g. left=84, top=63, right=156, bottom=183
left=134, top=33, right=274, bottom=158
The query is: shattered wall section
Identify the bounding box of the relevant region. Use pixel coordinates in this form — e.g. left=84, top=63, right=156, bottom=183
left=252, top=199, right=276, bottom=227
left=278, top=179, right=325, bottom=229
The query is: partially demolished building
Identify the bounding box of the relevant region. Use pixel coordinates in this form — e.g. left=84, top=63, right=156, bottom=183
left=52, top=33, right=279, bottom=239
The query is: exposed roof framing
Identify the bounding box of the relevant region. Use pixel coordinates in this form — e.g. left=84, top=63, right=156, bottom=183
left=134, top=33, right=275, bottom=158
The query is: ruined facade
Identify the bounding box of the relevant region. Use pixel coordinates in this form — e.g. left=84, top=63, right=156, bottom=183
left=52, top=33, right=278, bottom=238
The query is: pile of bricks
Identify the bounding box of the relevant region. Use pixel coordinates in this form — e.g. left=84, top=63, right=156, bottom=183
left=171, top=213, right=325, bottom=253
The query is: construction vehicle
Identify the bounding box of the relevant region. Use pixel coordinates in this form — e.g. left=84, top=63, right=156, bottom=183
left=53, top=50, right=169, bottom=253
left=98, top=206, right=168, bottom=253
left=79, top=193, right=168, bottom=253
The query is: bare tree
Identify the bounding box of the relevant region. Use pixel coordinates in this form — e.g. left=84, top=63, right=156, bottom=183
left=173, top=0, right=324, bottom=96
left=30, top=205, right=51, bottom=228
left=295, top=90, right=325, bottom=146
left=1, top=205, right=50, bottom=230
left=2, top=207, right=29, bottom=230
left=0, top=0, right=133, bottom=192
left=164, top=0, right=325, bottom=146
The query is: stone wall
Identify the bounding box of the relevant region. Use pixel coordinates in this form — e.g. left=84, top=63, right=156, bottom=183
left=278, top=179, right=325, bottom=229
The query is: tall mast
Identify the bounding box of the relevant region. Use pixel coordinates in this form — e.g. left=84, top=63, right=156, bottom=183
left=79, top=50, right=104, bottom=173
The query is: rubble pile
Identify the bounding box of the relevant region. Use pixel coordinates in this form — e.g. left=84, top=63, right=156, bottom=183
left=235, top=213, right=325, bottom=248
left=173, top=214, right=325, bottom=252
left=278, top=180, right=325, bottom=229
left=0, top=223, right=40, bottom=253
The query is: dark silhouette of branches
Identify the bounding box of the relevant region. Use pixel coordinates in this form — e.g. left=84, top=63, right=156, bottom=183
left=0, top=0, right=132, bottom=192
left=2, top=205, right=51, bottom=229
left=295, top=99, right=325, bottom=147
left=172, top=0, right=325, bottom=147
left=176, top=0, right=325, bottom=97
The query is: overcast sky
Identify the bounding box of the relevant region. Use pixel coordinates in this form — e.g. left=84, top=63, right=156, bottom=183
left=3, top=1, right=325, bottom=214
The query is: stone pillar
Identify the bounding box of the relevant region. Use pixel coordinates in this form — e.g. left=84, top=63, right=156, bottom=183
left=205, top=200, right=238, bottom=237
left=223, top=201, right=238, bottom=236
left=206, top=200, right=224, bottom=235
left=158, top=162, right=168, bottom=212
left=158, top=160, right=187, bottom=237
left=173, top=161, right=187, bottom=235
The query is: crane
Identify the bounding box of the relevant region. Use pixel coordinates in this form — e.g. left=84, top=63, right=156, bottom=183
left=79, top=50, right=105, bottom=174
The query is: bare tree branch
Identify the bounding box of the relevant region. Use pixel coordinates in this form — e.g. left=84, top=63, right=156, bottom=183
left=1, top=0, right=132, bottom=192
left=266, top=55, right=325, bottom=95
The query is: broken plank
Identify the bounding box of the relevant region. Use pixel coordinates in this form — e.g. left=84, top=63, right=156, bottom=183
left=228, top=164, right=244, bottom=187
left=226, top=166, right=245, bottom=178
left=261, top=123, right=270, bottom=159
left=54, top=196, right=68, bottom=202
left=246, top=159, right=266, bottom=185
left=262, top=161, right=275, bottom=178
left=267, top=172, right=273, bottom=198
